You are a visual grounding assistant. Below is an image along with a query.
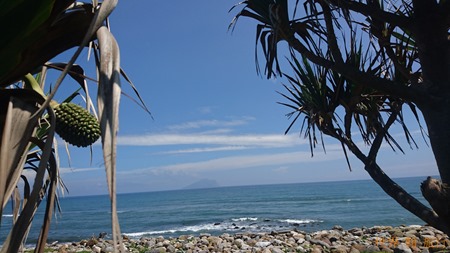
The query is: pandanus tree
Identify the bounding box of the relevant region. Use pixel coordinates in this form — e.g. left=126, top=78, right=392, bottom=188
left=230, top=0, right=450, bottom=234
left=0, top=0, right=136, bottom=252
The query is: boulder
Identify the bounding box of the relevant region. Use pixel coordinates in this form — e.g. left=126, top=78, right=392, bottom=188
left=349, top=246, right=361, bottom=253
left=92, top=245, right=102, bottom=253
left=331, top=245, right=349, bottom=253
left=255, top=241, right=272, bottom=247
left=394, top=243, right=413, bottom=253
left=311, top=245, right=323, bottom=253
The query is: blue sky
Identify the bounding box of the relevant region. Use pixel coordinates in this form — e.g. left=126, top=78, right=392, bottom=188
left=51, top=1, right=438, bottom=196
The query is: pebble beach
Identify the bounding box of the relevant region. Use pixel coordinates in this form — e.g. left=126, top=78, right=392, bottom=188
left=31, top=225, right=450, bottom=253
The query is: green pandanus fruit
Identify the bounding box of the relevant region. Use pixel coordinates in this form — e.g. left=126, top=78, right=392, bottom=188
left=52, top=101, right=101, bottom=147
left=24, top=73, right=101, bottom=147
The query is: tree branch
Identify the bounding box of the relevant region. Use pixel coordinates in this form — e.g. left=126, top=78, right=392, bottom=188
left=319, top=2, right=344, bottom=65
left=299, top=2, right=433, bottom=106
left=331, top=101, right=450, bottom=233
left=378, top=36, right=420, bottom=87
left=441, top=0, right=450, bottom=26
left=367, top=106, right=398, bottom=161
left=322, top=107, right=448, bottom=233
left=288, top=39, right=334, bottom=69
left=366, top=162, right=449, bottom=234
left=412, top=0, right=439, bottom=14
left=327, top=0, right=411, bottom=30
left=290, top=36, right=430, bottom=105
left=337, top=132, right=449, bottom=234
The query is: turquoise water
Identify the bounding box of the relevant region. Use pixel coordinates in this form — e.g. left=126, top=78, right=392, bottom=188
left=1, top=177, right=428, bottom=243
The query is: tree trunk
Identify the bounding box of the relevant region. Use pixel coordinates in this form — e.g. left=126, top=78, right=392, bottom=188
left=419, top=105, right=450, bottom=229
left=411, top=0, right=450, bottom=232
left=421, top=105, right=450, bottom=184
left=340, top=131, right=450, bottom=234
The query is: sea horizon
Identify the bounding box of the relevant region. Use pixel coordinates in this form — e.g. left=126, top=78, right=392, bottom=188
left=67, top=174, right=435, bottom=198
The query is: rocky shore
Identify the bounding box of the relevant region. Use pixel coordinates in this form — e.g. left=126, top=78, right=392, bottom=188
left=30, top=225, right=449, bottom=253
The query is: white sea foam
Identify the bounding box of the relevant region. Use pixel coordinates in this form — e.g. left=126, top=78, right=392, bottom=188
left=123, top=229, right=178, bottom=237
left=123, top=223, right=228, bottom=238
left=2, top=214, right=13, bottom=217
left=279, top=219, right=321, bottom=224
left=179, top=223, right=221, bottom=232
left=231, top=217, right=258, bottom=222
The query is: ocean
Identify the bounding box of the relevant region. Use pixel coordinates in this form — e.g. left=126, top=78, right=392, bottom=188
left=1, top=176, right=429, bottom=244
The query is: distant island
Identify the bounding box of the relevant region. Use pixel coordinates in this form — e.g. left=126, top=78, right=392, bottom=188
left=183, top=179, right=220, bottom=190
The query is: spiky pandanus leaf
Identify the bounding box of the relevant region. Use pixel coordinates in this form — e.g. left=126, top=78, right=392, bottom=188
left=0, top=89, right=49, bottom=253
left=96, top=24, right=124, bottom=251
left=54, top=102, right=101, bottom=147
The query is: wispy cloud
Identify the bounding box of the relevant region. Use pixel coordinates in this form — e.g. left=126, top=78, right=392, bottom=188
left=273, top=166, right=290, bottom=173
left=158, top=146, right=248, bottom=154
left=59, top=167, right=103, bottom=174
left=123, top=150, right=342, bottom=175
left=196, top=128, right=234, bottom=135
left=20, top=167, right=103, bottom=181
left=167, top=118, right=254, bottom=131
left=118, top=133, right=304, bottom=148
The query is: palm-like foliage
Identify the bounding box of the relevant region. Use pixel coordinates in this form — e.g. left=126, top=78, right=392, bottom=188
left=278, top=56, right=334, bottom=155
left=0, top=0, right=131, bottom=252
left=230, top=0, right=450, bottom=234
left=0, top=0, right=94, bottom=85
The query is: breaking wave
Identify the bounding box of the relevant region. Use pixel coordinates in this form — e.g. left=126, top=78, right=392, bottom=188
left=123, top=217, right=323, bottom=238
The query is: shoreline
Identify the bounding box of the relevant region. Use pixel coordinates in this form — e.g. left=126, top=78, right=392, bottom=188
left=28, top=224, right=449, bottom=253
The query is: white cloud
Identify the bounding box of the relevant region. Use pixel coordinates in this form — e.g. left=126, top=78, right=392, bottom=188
left=158, top=146, right=248, bottom=154
left=129, top=150, right=342, bottom=175
left=197, top=128, right=234, bottom=135
left=167, top=118, right=253, bottom=131
left=273, top=166, right=290, bottom=173
left=117, top=133, right=305, bottom=148
left=59, top=167, right=103, bottom=174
